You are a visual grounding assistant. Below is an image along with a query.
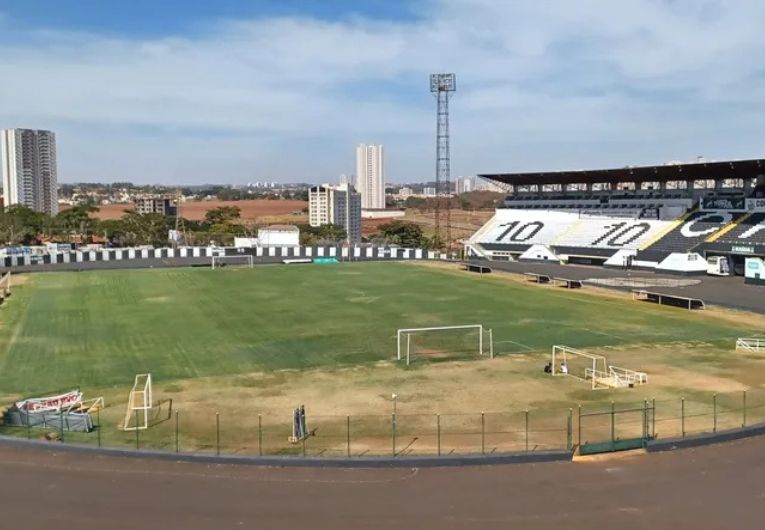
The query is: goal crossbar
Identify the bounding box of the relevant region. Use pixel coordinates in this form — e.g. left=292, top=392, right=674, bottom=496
left=397, top=324, right=492, bottom=365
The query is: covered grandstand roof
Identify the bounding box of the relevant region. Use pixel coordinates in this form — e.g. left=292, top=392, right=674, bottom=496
left=480, top=158, right=765, bottom=186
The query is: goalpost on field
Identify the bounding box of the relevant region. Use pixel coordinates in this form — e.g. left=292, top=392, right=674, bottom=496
left=123, top=373, right=153, bottom=431
left=736, top=338, right=765, bottom=353
left=551, top=345, right=647, bottom=390
left=397, top=324, right=493, bottom=366
left=211, top=255, right=254, bottom=269
left=0, top=272, right=11, bottom=300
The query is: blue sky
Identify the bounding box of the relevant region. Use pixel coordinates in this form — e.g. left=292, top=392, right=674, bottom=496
left=1, top=0, right=765, bottom=184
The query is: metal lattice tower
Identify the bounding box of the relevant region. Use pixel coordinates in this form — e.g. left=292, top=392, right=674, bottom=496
left=174, top=190, right=187, bottom=248
left=430, top=73, right=456, bottom=248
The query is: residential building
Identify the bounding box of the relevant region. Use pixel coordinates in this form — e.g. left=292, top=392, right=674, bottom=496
left=309, top=183, right=362, bottom=242
left=133, top=195, right=177, bottom=216
left=1, top=128, right=59, bottom=215
left=257, top=225, right=300, bottom=247
left=355, top=144, right=385, bottom=209
left=423, top=187, right=437, bottom=197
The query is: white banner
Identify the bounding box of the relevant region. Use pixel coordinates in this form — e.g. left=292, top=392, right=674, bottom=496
left=16, top=390, right=82, bottom=412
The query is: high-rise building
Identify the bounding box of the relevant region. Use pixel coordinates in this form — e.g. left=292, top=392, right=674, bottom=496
left=1, top=128, right=59, bottom=215
left=133, top=195, right=178, bottom=216
left=355, top=144, right=385, bottom=209
left=309, top=183, right=362, bottom=242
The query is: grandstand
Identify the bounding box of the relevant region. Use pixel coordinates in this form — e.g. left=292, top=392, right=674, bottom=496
left=468, top=158, right=765, bottom=274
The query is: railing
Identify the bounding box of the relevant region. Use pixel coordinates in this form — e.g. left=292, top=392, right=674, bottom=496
left=4, top=388, right=765, bottom=458
left=736, top=338, right=765, bottom=353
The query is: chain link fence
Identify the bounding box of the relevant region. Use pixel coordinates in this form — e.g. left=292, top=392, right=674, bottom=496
left=3, top=388, right=765, bottom=457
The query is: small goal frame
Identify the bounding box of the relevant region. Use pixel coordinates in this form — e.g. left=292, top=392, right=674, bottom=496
left=397, top=324, right=493, bottom=366
left=211, top=255, right=254, bottom=269
left=551, top=345, right=607, bottom=389
left=123, top=373, right=153, bottom=431
left=736, top=338, right=765, bottom=353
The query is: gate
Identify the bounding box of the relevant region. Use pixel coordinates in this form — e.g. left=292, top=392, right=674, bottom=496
left=578, top=402, right=655, bottom=455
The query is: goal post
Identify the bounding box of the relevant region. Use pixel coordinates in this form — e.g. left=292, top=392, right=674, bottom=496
left=211, top=255, right=254, bottom=269
left=123, top=373, right=153, bottom=431
left=0, top=271, right=11, bottom=299
left=397, top=324, right=493, bottom=365
left=551, top=345, right=607, bottom=384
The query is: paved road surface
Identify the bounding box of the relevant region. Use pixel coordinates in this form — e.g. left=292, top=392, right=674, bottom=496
left=1, top=437, right=764, bottom=529
left=474, top=260, right=765, bottom=314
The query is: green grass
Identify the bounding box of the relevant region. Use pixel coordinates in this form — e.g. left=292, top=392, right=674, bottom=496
left=0, top=262, right=751, bottom=396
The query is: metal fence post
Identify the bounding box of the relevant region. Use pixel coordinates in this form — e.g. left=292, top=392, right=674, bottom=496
left=567, top=409, right=573, bottom=451
left=713, top=393, right=717, bottom=433
left=642, top=400, right=648, bottom=439
left=481, top=412, right=485, bottom=455
left=175, top=411, right=180, bottom=453
left=26, top=412, right=31, bottom=440
left=346, top=415, right=351, bottom=457
left=392, top=413, right=396, bottom=457
left=134, top=409, right=139, bottom=450
left=59, top=409, right=65, bottom=442
left=96, top=409, right=101, bottom=448
left=652, top=398, right=656, bottom=438
left=525, top=410, right=529, bottom=452
left=437, top=414, right=441, bottom=456
left=681, top=398, right=685, bottom=438
left=610, top=401, right=615, bottom=446
left=216, top=412, right=220, bottom=456
left=578, top=405, right=582, bottom=447
left=258, top=414, right=262, bottom=456
left=743, top=390, right=747, bottom=428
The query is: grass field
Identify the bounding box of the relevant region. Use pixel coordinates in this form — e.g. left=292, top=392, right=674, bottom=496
left=1, top=262, right=764, bottom=455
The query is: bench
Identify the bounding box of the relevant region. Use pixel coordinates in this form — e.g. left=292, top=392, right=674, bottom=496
left=462, top=263, right=492, bottom=274
left=631, top=290, right=705, bottom=310
left=553, top=277, right=583, bottom=289
left=524, top=272, right=552, bottom=284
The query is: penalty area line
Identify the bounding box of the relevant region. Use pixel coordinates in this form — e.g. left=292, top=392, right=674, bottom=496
left=495, top=340, right=537, bottom=352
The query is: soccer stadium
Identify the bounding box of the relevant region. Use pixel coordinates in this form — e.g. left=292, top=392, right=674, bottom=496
left=2, top=157, right=765, bottom=461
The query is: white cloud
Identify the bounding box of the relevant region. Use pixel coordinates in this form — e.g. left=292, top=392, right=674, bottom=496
left=1, top=0, right=765, bottom=183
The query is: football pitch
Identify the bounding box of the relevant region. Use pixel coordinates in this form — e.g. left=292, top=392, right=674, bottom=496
left=0, top=262, right=756, bottom=397
left=2, top=261, right=764, bottom=454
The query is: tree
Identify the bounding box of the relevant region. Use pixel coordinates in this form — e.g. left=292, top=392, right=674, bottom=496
left=120, top=210, right=173, bottom=246
left=204, top=206, right=241, bottom=225
left=376, top=220, right=427, bottom=248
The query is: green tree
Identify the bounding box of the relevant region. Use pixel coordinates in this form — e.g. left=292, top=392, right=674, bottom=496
left=376, top=220, right=426, bottom=248
left=204, top=206, right=241, bottom=225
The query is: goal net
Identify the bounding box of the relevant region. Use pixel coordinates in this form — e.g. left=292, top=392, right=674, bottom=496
left=211, top=255, right=254, bottom=269
left=123, top=373, right=153, bottom=431
left=397, top=324, right=493, bottom=366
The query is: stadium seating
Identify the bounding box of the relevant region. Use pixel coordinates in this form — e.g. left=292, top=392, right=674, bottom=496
left=710, top=212, right=765, bottom=246
left=470, top=210, right=673, bottom=259
left=636, top=211, right=748, bottom=260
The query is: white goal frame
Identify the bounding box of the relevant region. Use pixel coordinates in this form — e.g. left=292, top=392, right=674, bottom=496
left=552, top=345, right=647, bottom=390
left=123, top=373, right=153, bottom=431
left=397, top=324, right=493, bottom=366
left=736, top=338, right=765, bottom=353
left=0, top=272, right=11, bottom=298
left=211, top=255, right=254, bottom=269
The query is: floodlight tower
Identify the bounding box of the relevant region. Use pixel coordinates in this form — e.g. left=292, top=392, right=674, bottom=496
left=430, top=73, right=456, bottom=248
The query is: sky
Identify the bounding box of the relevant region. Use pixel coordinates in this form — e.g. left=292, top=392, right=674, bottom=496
left=2, top=0, right=765, bottom=185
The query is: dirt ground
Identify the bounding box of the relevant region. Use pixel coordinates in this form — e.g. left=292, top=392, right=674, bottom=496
left=90, top=199, right=307, bottom=223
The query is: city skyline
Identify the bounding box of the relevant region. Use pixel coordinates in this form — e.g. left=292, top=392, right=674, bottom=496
left=2, top=2, right=765, bottom=184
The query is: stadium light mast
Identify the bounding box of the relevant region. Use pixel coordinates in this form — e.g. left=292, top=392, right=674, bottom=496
left=430, top=73, right=456, bottom=249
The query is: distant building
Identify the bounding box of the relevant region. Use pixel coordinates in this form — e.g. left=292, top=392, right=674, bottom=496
left=133, top=195, right=177, bottom=216
left=355, top=144, right=385, bottom=209
left=339, top=174, right=352, bottom=186
left=397, top=187, right=414, bottom=199
left=309, top=183, right=362, bottom=242
left=455, top=176, right=473, bottom=194
left=257, top=225, right=300, bottom=247
left=423, top=187, right=437, bottom=197
left=1, top=128, right=58, bottom=215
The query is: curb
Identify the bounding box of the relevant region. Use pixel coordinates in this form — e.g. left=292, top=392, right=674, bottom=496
left=0, top=435, right=571, bottom=468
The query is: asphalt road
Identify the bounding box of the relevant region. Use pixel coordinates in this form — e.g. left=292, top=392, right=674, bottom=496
left=474, top=260, right=765, bottom=314
left=1, top=437, right=764, bottom=529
